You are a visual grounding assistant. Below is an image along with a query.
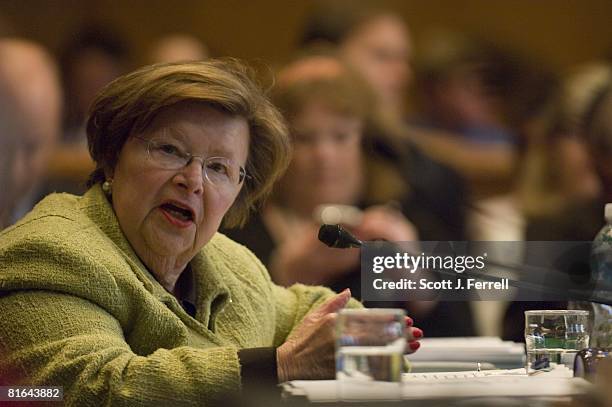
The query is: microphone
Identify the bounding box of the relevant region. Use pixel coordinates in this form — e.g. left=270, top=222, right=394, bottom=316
left=318, top=224, right=363, bottom=248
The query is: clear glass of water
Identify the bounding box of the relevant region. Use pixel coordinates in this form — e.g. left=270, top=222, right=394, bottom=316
left=336, top=308, right=405, bottom=399
left=524, top=310, right=590, bottom=375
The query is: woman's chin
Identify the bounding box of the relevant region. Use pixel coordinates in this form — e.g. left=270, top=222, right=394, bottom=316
left=143, top=224, right=196, bottom=258
left=147, top=241, right=195, bottom=263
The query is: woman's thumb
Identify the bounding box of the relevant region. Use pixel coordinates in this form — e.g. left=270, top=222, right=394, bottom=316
left=315, top=288, right=352, bottom=315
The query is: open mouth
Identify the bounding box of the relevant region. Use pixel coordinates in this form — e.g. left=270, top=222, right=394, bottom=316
left=160, top=202, right=194, bottom=223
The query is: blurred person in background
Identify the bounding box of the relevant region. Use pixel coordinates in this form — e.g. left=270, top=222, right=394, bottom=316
left=47, top=25, right=130, bottom=193
left=465, top=62, right=559, bottom=337
left=498, top=63, right=612, bottom=342
left=413, top=32, right=517, bottom=147
left=467, top=64, right=559, bottom=241
left=300, top=2, right=515, bottom=199
left=0, top=38, right=62, bottom=222
left=0, top=107, right=20, bottom=228
left=0, top=81, right=27, bottom=229
left=61, top=25, right=129, bottom=143
left=522, top=63, right=611, bottom=241
left=225, top=54, right=476, bottom=337
left=300, top=2, right=468, bottom=240
left=228, top=55, right=418, bottom=286
left=468, top=64, right=607, bottom=247
left=147, top=33, right=209, bottom=64
left=301, top=0, right=411, bottom=123
left=411, top=31, right=524, bottom=197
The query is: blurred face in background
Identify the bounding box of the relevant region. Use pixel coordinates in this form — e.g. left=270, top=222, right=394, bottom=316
left=0, top=40, right=61, bottom=202
left=67, top=48, right=124, bottom=119
left=281, top=100, right=364, bottom=217
left=15, top=66, right=61, bottom=202
left=432, top=69, right=500, bottom=128
left=340, top=14, right=412, bottom=117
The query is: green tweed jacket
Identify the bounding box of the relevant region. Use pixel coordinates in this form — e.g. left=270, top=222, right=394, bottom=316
left=0, top=185, right=347, bottom=406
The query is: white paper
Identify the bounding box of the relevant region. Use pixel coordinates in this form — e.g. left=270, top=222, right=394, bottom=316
left=406, top=336, right=525, bottom=366
left=282, top=365, right=591, bottom=402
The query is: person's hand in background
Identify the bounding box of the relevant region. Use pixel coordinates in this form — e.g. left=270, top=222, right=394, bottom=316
left=269, top=223, right=360, bottom=286
left=348, top=206, right=437, bottom=323
left=351, top=205, right=419, bottom=242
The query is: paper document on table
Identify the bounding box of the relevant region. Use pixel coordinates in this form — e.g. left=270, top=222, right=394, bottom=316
left=406, top=336, right=525, bottom=367
left=399, top=365, right=588, bottom=400
left=282, top=365, right=591, bottom=402
left=410, top=361, right=496, bottom=372
left=404, top=367, right=526, bottom=381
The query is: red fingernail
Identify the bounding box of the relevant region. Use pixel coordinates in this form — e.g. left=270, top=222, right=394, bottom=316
left=412, top=328, right=423, bottom=339
left=410, top=342, right=420, bottom=350
left=405, top=317, right=413, bottom=326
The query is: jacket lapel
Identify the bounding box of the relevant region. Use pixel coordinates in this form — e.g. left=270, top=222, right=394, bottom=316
left=79, top=185, right=232, bottom=347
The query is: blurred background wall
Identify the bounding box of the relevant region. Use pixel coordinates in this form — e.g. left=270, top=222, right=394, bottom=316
left=2, top=0, right=611, bottom=71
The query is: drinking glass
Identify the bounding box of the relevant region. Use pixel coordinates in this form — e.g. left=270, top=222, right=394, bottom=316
left=336, top=309, right=405, bottom=400
left=524, top=310, right=590, bottom=375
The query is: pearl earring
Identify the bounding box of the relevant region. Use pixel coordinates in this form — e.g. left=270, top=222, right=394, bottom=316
left=102, top=179, right=113, bottom=195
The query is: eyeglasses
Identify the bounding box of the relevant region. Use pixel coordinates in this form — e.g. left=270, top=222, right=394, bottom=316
left=133, top=135, right=249, bottom=189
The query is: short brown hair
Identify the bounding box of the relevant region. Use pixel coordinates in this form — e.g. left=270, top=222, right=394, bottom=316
left=86, top=58, right=291, bottom=227
left=273, top=58, right=373, bottom=123
left=272, top=56, right=407, bottom=204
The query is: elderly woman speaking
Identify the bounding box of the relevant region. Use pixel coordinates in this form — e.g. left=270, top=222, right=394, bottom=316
left=0, top=59, right=420, bottom=405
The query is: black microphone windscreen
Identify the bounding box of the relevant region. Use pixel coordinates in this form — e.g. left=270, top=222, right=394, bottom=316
left=318, top=224, right=362, bottom=248
left=318, top=224, right=341, bottom=247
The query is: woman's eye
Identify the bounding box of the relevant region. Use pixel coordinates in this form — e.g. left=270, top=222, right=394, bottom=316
left=157, top=143, right=181, bottom=156
left=207, top=162, right=229, bottom=175
left=333, top=132, right=351, bottom=143
left=293, top=133, right=317, bottom=147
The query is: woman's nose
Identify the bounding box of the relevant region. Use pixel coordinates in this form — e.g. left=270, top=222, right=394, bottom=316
left=174, top=160, right=204, bottom=194
left=312, top=139, right=337, bottom=162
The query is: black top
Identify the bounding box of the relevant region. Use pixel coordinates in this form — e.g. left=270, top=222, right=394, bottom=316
left=371, top=137, right=468, bottom=241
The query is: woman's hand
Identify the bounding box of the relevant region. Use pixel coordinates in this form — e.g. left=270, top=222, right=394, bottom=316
left=276, top=289, right=423, bottom=382
left=405, top=315, right=423, bottom=353
left=277, top=289, right=351, bottom=382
